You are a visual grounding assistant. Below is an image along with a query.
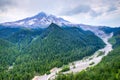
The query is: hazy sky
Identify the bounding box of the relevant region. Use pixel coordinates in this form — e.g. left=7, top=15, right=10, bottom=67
left=0, top=0, right=120, bottom=27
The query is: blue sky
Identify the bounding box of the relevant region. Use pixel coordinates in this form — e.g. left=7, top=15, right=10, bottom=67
left=0, top=0, right=120, bottom=27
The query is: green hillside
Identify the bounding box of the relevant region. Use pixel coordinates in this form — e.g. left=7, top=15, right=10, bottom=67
left=0, top=23, right=105, bottom=80
left=55, top=28, right=120, bottom=80
left=0, top=39, right=19, bottom=72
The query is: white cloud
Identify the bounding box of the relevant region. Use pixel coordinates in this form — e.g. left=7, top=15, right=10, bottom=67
left=0, top=0, right=120, bottom=27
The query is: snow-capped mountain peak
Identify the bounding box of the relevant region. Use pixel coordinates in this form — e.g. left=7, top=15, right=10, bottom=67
left=1, top=12, right=71, bottom=28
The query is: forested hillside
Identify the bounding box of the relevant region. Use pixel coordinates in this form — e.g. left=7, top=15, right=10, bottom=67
left=55, top=28, right=120, bottom=80
left=0, top=23, right=105, bottom=80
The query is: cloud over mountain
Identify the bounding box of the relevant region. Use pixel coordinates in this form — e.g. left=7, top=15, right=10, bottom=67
left=0, top=0, right=120, bottom=26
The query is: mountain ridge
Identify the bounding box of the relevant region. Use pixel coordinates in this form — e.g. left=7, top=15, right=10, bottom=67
left=1, top=12, right=117, bottom=33
left=1, top=12, right=71, bottom=28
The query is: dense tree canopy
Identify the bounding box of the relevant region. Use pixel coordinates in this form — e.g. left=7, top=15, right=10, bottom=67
left=0, top=23, right=105, bottom=80
left=55, top=28, right=120, bottom=80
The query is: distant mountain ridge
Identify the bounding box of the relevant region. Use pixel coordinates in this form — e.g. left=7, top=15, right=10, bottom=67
left=1, top=11, right=116, bottom=33
left=1, top=12, right=71, bottom=28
